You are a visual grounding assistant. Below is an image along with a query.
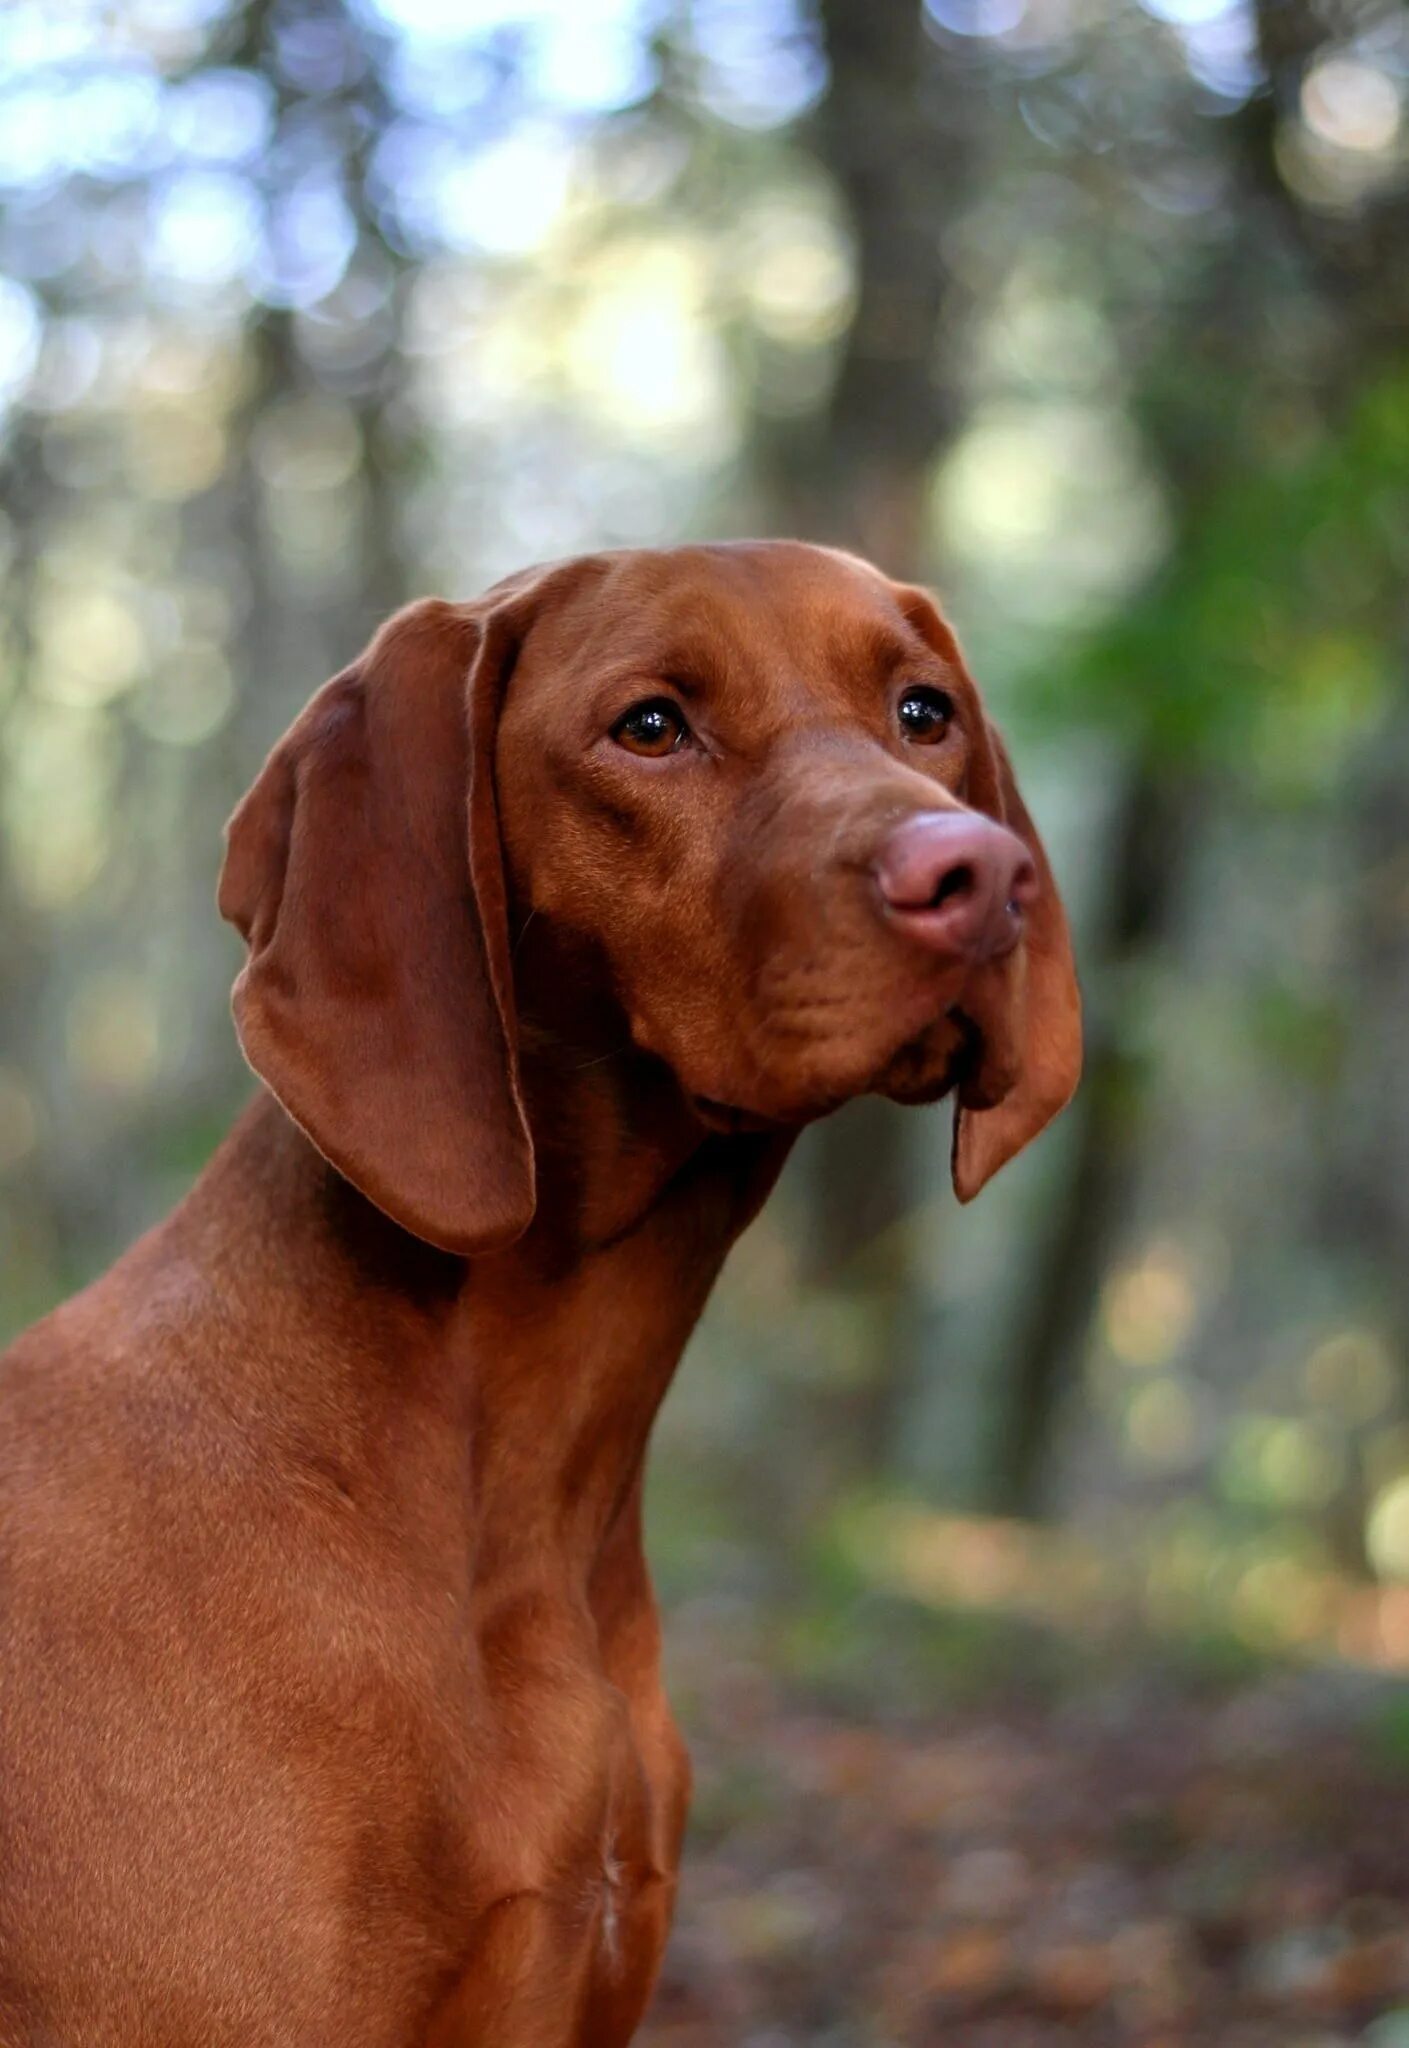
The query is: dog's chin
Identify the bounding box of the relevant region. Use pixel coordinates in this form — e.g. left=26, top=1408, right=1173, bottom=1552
left=686, top=1009, right=988, bottom=1134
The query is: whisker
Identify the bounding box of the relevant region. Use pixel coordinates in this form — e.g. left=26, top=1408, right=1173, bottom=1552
left=511, top=908, right=539, bottom=961
left=571, top=1044, right=631, bottom=1072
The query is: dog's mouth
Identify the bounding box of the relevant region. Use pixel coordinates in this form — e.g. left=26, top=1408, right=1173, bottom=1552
left=689, top=1005, right=991, bottom=1132
left=948, top=1006, right=988, bottom=1099
left=874, top=1004, right=985, bottom=1108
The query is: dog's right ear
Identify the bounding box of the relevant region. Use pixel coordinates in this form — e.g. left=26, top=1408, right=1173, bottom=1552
left=951, top=719, right=1082, bottom=1203
left=219, top=595, right=537, bottom=1257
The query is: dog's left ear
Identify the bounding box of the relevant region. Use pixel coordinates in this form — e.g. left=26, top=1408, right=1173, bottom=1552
left=891, top=583, right=1081, bottom=1202
left=219, top=591, right=540, bottom=1256
left=953, top=717, right=1082, bottom=1201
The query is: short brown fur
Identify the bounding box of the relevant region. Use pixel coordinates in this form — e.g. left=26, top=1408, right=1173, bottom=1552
left=0, top=542, right=1079, bottom=2046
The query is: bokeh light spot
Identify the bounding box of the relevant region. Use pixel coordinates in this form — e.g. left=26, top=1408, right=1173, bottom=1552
left=66, top=973, right=161, bottom=1101
left=253, top=395, right=362, bottom=494
left=1367, top=1478, right=1409, bottom=1585
left=1304, top=1328, right=1397, bottom=1424
left=1102, top=1243, right=1198, bottom=1369
left=148, top=170, right=261, bottom=290
left=1125, top=1379, right=1197, bottom=1467
left=131, top=645, right=234, bottom=748
left=0, top=278, right=42, bottom=408
left=1301, top=57, right=1401, bottom=156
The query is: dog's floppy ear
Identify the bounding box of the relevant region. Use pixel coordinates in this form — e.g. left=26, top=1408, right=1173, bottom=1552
left=953, top=718, right=1082, bottom=1202
left=219, top=594, right=534, bottom=1255
left=891, top=581, right=1081, bottom=1203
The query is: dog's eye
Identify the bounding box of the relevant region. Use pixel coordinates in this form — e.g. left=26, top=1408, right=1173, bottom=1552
left=613, top=698, right=691, bottom=758
left=897, top=685, right=954, bottom=745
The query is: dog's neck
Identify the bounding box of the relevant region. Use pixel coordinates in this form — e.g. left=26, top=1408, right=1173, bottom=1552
left=167, top=1077, right=788, bottom=1580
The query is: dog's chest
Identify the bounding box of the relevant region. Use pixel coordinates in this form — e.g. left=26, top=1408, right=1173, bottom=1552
left=400, top=1610, right=680, bottom=2048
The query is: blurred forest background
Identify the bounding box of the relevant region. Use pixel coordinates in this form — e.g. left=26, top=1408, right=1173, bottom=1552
left=2, top=0, right=1409, bottom=2039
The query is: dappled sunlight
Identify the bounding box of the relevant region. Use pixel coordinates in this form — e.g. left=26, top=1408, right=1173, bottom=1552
left=567, top=241, right=733, bottom=446
left=1280, top=51, right=1408, bottom=210
left=1101, top=1241, right=1200, bottom=1370
left=934, top=398, right=1169, bottom=634
left=732, top=195, right=852, bottom=352
left=1302, top=56, right=1403, bottom=157
left=1367, top=1481, right=1409, bottom=1586
left=65, top=970, right=162, bottom=1102
left=409, top=229, right=738, bottom=452
left=838, top=1500, right=1409, bottom=1678
left=1306, top=1331, right=1398, bottom=1425
left=0, top=276, right=40, bottom=408
left=35, top=585, right=147, bottom=710
left=3, top=699, right=115, bottom=911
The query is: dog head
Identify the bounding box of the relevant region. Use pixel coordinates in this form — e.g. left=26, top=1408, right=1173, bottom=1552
left=220, top=543, right=1080, bottom=1252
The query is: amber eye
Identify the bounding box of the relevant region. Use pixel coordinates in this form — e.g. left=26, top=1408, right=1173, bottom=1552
left=897, top=684, right=954, bottom=745
left=612, top=697, right=691, bottom=757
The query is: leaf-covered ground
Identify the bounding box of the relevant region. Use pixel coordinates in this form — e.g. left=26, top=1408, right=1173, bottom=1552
left=642, top=1641, right=1409, bottom=2047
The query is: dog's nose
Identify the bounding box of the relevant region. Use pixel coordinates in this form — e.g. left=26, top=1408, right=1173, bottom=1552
left=875, top=810, right=1037, bottom=961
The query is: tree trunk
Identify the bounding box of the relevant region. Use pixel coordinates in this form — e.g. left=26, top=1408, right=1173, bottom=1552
left=756, top=0, right=981, bottom=1479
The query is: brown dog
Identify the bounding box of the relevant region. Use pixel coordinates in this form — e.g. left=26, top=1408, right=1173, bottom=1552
left=0, top=542, right=1079, bottom=2047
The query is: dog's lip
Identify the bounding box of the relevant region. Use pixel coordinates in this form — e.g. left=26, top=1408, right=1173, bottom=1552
left=946, top=1004, right=982, bottom=1077
left=947, top=1003, right=1010, bottom=1109
left=871, top=1004, right=980, bottom=1105
left=689, top=1094, right=782, bottom=1135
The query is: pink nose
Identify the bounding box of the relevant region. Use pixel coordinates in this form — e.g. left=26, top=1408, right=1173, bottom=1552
left=875, top=810, right=1037, bottom=962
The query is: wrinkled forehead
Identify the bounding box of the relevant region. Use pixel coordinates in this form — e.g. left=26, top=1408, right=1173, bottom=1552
left=519, top=543, right=952, bottom=705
